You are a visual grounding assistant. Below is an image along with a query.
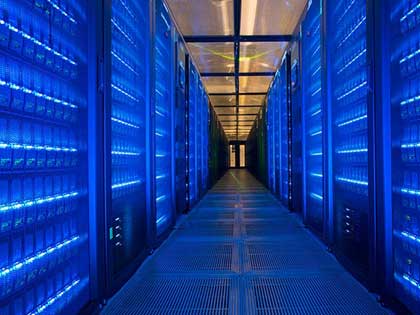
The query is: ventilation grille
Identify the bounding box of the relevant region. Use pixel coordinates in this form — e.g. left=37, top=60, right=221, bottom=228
left=245, top=242, right=340, bottom=273
left=103, top=276, right=238, bottom=315
left=244, top=222, right=304, bottom=238
left=245, top=276, right=388, bottom=315
left=145, top=242, right=239, bottom=274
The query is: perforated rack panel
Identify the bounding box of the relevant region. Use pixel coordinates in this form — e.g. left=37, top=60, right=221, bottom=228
left=329, top=0, right=370, bottom=271
left=390, top=0, right=420, bottom=312
left=302, top=0, right=324, bottom=232
left=154, top=0, right=173, bottom=235
left=0, top=1, right=89, bottom=314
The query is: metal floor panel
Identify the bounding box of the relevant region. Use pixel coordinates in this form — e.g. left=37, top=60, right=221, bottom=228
left=101, top=170, right=390, bottom=315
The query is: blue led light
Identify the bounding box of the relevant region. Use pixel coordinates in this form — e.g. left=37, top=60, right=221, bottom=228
left=112, top=179, right=142, bottom=190
left=337, top=0, right=357, bottom=24
left=311, top=108, right=321, bottom=116
left=395, top=273, right=420, bottom=291
left=401, top=142, right=420, bottom=149
left=46, top=0, right=77, bottom=24
left=156, top=214, right=168, bottom=226
left=119, top=0, right=136, bottom=19
left=337, top=16, right=366, bottom=49
left=336, top=177, right=368, bottom=186
left=156, top=174, right=167, bottom=180
left=111, top=19, right=136, bottom=47
left=336, top=148, right=368, bottom=154
left=310, top=193, right=323, bottom=201
left=0, top=191, right=79, bottom=212
left=311, top=87, right=321, bottom=96
left=337, top=114, right=367, bottom=127
left=0, top=79, right=78, bottom=109
left=310, top=151, right=323, bottom=156
left=0, top=142, right=78, bottom=152
left=111, top=84, right=140, bottom=102
left=400, top=48, right=420, bottom=64
left=312, top=66, right=321, bottom=77
left=310, top=130, right=322, bottom=136
left=111, top=51, right=139, bottom=75
left=338, top=49, right=367, bottom=74
left=400, top=187, right=420, bottom=196
left=111, top=117, right=140, bottom=129
left=0, top=19, right=77, bottom=65
left=0, top=235, right=82, bottom=278
left=156, top=195, right=168, bottom=202
left=28, top=278, right=89, bottom=315
left=337, top=81, right=367, bottom=101
left=400, top=231, right=420, bottom=244
left=310, top=172, right=323, bottom=178
left=111, top=150, right=141, bottom=156
left=400, top=3, right=420, bottom=22
left=400, top=94, right=420, bottom=106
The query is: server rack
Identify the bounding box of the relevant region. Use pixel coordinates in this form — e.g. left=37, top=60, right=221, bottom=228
left=267, top=89, right=276, bottom=193
left=389, top=0, right=420, bottom=312
left=0, top=1, right=91, bottom=314
left=273, top=75, right=281, bottom=196
left=202, top=94, right=209, bottom=193
left=302, top=0, right=324, bottom=233
left=154, top=0, right=174, bottom=237
left=174, top=36, right=187, bottom=214
left=196, top=82, right=203, bottom=197
left=187, top=62, right=198, bottom=207
left=327, top=0, right=374, bottom=279
left=280, top=55, right=291, bottom=207
left=290, top=49, right=303, bottom=213
left=103, top=0, right=150, bottom=291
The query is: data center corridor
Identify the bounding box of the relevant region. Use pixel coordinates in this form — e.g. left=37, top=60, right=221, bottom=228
left=101, top=170, right=388, bottom=314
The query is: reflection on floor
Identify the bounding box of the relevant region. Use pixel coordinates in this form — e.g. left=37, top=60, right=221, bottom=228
left=102, top=169, right=389, bottom=314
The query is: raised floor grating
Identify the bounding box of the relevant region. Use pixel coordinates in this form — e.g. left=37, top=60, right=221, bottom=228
left=144, top=241, right=240, bottom=274
left=102, top=276, right=238, bottom=315
left=101, top=170, right=390, bottom=315
left=245, top=275, right=388, bottom=315
left=244, top=242, right=341, bottom=274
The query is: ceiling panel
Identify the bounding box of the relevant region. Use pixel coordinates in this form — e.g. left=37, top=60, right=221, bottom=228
left=215, top=107, right=236, bottom=115
left=188, top=43, right=234, bottom=73
left=239, top=107, right=260, bottom=115
left=239, top=42, right=287, bottom=72
left=239, top=76, right=272, bottom=93
left=203, top=77, right=235, bottom=93
left=239, top=95, right=266, bottom=105
left=210, top=95, right=236, bottom=106
left=166, top=0, right=234, bottom=35
left=241, top=0, right=307, bottom=35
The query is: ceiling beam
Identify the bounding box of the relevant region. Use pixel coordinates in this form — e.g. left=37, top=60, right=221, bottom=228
left=201, top=72, right=275, bottom=77
left=217, top=113, right=258, bottom=117
left=213, top=105, right=262, bottom=108
left=220, top=119, right=255, bottom=123
left=209, top=92, right=266, bottom=96
left=184, top=35, right=293, bottom=43
left=233, top=0, right=241, bottom=140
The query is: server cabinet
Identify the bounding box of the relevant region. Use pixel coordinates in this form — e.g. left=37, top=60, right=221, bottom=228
left=0, top=1, right=91, bottom=314
left=154, top=0, right=174, bottom=236
left=104, top=0, right=149, bottom=292
left=290, top=52, right=303, bottom=213
left=280, top=55, right=291, bottom=207
left=202, top=94, right=209, bottom=192
left=175, top=38, right=187, bottom=214
left=267, top=91, right=276, bottom=193
left=327, top=0, right=374, bottom=278
left=389, top=0, right=420, bottom=312
left=302, top=0, right=324, bottom=233
left=273, top=75, right=281, bottom=196
left=187, top=62, right=198, bottom=207
left=196, top=82, right=203, bottom=197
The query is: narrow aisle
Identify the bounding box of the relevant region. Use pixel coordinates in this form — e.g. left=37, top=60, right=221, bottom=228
left=102, top=170, right=389, bottom=314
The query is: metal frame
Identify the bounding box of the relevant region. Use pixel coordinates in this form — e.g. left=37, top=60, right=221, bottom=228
left=177, top=0, right=293, bottom=141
